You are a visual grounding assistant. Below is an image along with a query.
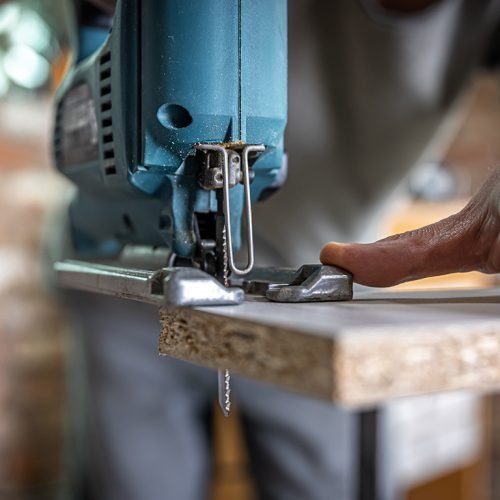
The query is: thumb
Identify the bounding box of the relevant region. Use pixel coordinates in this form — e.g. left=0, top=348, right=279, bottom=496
left=320, top=211, right=483, bottom=287
left=319, top=238, right=426, bottom=287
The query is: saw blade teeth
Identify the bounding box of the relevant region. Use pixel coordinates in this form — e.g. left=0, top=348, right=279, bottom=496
left=218, top=368, right=231, bottom=416
left=224, top=369, right=231, bottom=412
left=222, top=225, right=229, bottom=288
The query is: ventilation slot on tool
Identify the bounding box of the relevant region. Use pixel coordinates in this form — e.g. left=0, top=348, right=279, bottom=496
left=53, top=100, right=64, bottom=165
left=99, top=49, right=116, bottom=176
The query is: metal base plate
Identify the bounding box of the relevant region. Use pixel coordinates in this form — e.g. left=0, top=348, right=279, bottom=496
left=55, top=261, right=352, bottom=307
left=240, top=264, right=353, bottom=302
left=55, top=260, right=244, bottom=307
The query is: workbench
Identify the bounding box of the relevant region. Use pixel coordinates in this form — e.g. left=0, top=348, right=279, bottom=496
left=159, top=287, right=500, bottom=406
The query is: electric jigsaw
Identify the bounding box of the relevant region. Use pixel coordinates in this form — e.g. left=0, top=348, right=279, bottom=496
left=53, top=0, right=352, bottom=415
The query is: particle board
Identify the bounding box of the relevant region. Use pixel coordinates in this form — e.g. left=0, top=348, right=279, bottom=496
left=159, top=288, right=500, bottom=406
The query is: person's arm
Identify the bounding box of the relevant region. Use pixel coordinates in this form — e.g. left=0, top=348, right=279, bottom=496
left=320, top=167, right=500, bottom=287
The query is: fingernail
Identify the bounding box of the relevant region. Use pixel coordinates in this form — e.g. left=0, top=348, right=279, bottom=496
left=323, top=242, right=347, bottom=252
left=320, top=242, right=346, bottom=262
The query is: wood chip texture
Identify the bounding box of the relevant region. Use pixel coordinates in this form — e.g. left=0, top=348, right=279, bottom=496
left=159, top=290, right=500, bottom=406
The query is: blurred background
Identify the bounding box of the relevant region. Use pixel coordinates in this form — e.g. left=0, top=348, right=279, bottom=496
left=0, top=1, right=72, bottom=499
left=0, top=1, right=499, bottom=500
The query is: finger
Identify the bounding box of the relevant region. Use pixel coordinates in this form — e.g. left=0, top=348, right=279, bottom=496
left=320, top=209, right=483, bottom=287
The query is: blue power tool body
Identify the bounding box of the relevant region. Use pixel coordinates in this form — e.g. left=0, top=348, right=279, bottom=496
left=54, top=0, right=352, bottom=311
left=54, top=0, right=287, bottom=293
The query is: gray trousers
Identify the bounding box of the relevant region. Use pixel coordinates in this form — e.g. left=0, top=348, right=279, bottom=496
left=67, top=293, right=356, bottom=500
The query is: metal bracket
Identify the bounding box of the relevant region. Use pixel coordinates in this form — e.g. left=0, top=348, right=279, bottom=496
left=54, top=260, right=244, bottom=307
left=195, top=143, right=265, bottom=277
left=243, top=264, right=353, bottom=303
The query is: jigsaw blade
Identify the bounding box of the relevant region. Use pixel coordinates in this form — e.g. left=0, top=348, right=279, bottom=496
left=216, top=193, right=232, bottom=417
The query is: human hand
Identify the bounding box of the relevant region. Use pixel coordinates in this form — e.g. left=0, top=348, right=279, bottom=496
left=320, top=167, right=500, bottom=287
